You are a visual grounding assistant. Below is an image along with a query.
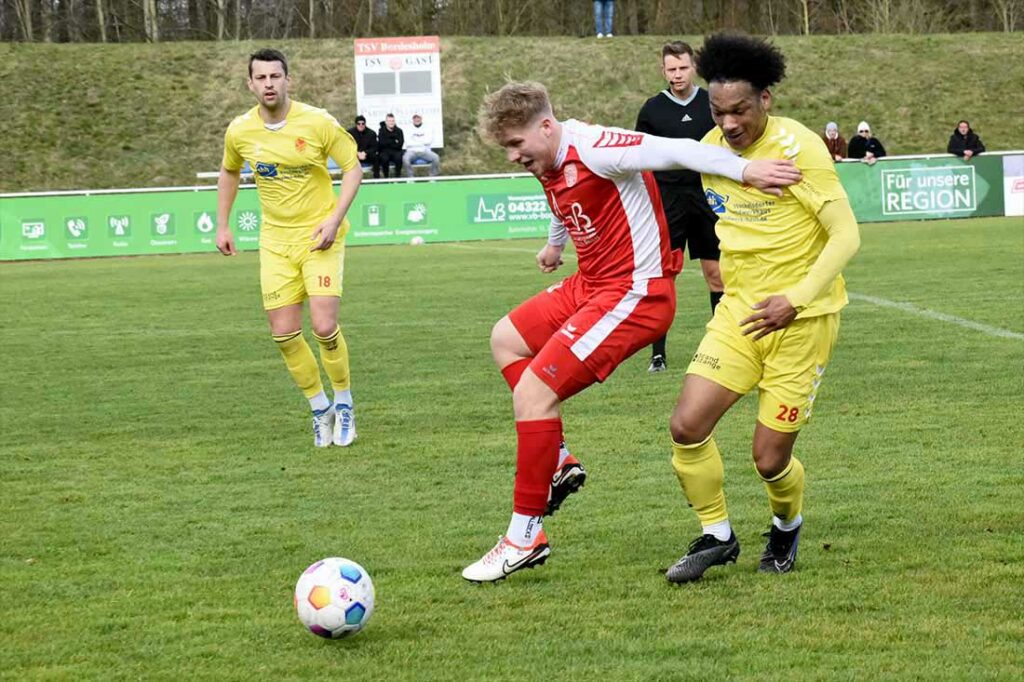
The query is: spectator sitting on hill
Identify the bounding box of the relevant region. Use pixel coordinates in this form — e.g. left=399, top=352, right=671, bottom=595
left=821, top=121, right=847, bottom=161
left=347, top=115, right=379, bottom=177
left=947, top=120, right=985, bottom=160
left=403, top=114, right=441, bottom=177
left=847, top=121, right=887, bottom=165
left=376, top=114, right=404, bottom=179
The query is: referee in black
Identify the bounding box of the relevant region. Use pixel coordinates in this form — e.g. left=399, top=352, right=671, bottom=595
left=636, top=41, right=723, bottom=374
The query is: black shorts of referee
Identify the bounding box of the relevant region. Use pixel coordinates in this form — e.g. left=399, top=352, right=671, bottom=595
left=661, top=185, right=720, bottom=261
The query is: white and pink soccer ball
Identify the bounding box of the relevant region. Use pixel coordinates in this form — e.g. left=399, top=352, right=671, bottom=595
left=294, top=557, right=375, bottom=639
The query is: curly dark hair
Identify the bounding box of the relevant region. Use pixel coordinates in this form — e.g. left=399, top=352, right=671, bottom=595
left=695, top=33, right=786, bottom=91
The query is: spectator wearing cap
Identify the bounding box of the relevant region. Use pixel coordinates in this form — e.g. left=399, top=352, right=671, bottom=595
left=821, top=122, right=847, bottom=162
left=947, top=120, right=986, bottom=161
left=847, top=121, right=887, bottom=165
left=402, top=113, right=441, bottom=177
left=347, top=115, right=379, bottom=177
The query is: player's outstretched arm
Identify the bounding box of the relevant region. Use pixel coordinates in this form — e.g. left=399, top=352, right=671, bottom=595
left=216, top=166, right=241, bottom=256
left=611, top=135, right=749, bottom=181
left=741, top=159, right=803, bottom=197
left=599, top=133, right=801, bottom=196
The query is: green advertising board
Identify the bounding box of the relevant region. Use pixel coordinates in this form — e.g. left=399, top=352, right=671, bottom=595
left=1, top=154, right=1017, bottom=261
left=836, top=154, right=1005, bottom=222
left=0, top=176, right=551, bottom=261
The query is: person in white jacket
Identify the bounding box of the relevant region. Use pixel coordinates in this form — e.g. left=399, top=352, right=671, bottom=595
left=402, top=114, right=441, bottom=177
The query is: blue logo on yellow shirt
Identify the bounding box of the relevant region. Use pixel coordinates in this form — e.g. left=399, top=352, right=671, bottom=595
left=705, top=188, right=728, bottom=214
left=255, top=162, right=278, bottom=178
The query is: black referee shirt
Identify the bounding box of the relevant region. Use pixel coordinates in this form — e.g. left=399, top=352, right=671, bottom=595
left=635, top=87, right=716, bottom=188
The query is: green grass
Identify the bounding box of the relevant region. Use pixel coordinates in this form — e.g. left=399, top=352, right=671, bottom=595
left=1, top=216, right=1023, bottom=679
left=2, top=33, right=1023, bottom=192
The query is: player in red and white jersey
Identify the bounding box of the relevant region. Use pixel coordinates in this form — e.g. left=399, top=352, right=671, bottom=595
left=462, top=81, right=801, bottom=583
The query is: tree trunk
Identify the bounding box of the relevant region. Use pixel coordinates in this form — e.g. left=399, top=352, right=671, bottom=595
left=40, top=0, right=53, bottom=42
left=96, top=0, right=108, bottom=42
left=15, top=0, right=34, bottom=41
left=216, top=0, right=226, bottom=39
left=235, top=0, right=241, bottom=40
left=143, top=0, right=159, bottom=41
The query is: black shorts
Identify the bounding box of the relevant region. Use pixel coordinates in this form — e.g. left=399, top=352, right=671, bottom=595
left=660, top=186, right=720, bottom=261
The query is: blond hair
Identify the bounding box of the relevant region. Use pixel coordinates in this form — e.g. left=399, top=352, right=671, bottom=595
left=479, top=81, right=554, bottom=141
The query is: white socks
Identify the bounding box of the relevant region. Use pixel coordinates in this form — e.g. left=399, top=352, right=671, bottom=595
left=506, top=512, right=543, bottom=546
left=703, top=519, right=733, bottom=542
left=557, top=441, right=571, bottom=468
left=309, top=391, right=330, bottom=412
left=773, top=513, right=803, bottom=532
left=334, top=388, right=353, bottom=407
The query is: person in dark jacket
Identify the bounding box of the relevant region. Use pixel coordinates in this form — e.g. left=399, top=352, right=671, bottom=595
left=821, top=121, right=847, bottom=162
left=947, top=120, right=985, bottom=160
left=347, top=115, right=379, bottom=177
left=376, top=114, right=404, bottom=178
left=847, top=121, right=886, bottom=165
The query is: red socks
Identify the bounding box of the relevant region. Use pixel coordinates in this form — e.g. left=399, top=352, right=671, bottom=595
left=513, top=418, right=562, bottom=516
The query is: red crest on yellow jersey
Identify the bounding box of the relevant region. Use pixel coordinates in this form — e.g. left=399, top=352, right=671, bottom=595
left=295, top=137, right=307, bottom=152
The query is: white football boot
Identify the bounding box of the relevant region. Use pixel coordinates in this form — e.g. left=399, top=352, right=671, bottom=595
left=311, top=406, right=335, bottom=448
left=462, top=532, right=551, bottom=583
left=333, top=402, right=357, bottom=447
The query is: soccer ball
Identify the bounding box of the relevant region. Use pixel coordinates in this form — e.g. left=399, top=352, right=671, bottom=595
left=294, top=557, right=375, bottom=639
left=410, top=235, right=425, bottom=246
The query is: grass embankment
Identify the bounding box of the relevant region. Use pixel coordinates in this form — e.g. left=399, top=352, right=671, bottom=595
left=2, top=33, right=1022, bottom=192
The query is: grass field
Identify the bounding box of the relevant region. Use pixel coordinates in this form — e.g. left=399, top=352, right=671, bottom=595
left=3, top=33, right=1023, bottom=191
left=1, top=216, right=1022, bottom=679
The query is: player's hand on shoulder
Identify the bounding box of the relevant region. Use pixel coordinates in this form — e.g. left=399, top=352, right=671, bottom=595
left=740, top=295, right=798, bottom=339
left=215, top=227, right=237, bottom=256
left=537, top=243, right=565, bottom=274
left=742, top=159, right=802, bottom=197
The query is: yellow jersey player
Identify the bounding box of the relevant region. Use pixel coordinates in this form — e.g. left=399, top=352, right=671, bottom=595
left=664, top=34, right=861, bottom=583
left=216, top=49, right=363, bottom=447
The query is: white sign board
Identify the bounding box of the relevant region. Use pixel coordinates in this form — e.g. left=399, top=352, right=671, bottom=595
left=1003, top=155, right=1024, bottom=217
left=354, top=36, right=444, bottom=148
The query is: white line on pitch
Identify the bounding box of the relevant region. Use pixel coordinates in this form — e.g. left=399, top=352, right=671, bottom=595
left=846, top=292, right=1023, bottom=340
left=442, top=244, right=1023, bottom=341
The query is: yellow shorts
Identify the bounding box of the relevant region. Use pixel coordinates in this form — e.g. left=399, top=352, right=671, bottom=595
left=686, top=297, right=841, bottom=433
left=259, top=239, right=345, bottom=310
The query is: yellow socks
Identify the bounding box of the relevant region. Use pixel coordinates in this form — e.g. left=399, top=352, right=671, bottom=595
left=273, top=331, right=324, bottom=399
left=313, top=325, right=351, bottom=394
left=761, top=457, right=805, bottom=523
left=671, top=435, right=728, bottom=527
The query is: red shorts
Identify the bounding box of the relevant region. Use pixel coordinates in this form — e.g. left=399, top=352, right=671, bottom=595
left=509, top=273, right=677, bottom=400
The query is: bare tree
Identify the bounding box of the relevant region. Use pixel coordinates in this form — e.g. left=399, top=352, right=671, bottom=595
left=799, top=0, right=811, bottom=34
left=96, top=0, right=109, bottom=41
left=14, top=0, right=34, bottom=40
left=40, top=0, right=53, bottom=41
left=142, top=0, right=159, bottom=40
left=991, top=0, right=1022, bottom=31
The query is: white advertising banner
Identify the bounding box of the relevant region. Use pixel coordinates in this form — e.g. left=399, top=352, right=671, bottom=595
left=1002, top=155, right=1024, bottom=217
left=354, top=36, right=444, bottom=148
